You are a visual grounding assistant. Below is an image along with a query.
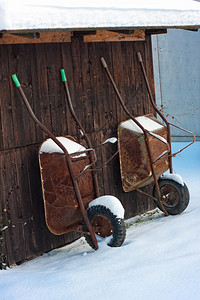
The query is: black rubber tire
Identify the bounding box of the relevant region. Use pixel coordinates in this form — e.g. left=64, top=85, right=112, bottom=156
left=82, top=205, right=126, bottom=250
left=153, top=178, right=190, bottom=215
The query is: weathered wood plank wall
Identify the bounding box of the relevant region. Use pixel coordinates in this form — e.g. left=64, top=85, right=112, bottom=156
left=0, top=35, right=155, bottom=266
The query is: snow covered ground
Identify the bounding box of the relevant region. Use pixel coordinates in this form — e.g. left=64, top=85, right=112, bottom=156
left=0, top=141, right=200, bottom=300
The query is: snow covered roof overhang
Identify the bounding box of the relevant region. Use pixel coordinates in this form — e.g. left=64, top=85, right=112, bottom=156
left=0, top=0, right=200, bottom=34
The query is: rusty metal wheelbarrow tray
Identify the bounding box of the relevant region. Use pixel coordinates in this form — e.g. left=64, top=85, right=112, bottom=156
left=39, top=136, right=95, bottom=235
left=118, top=114, right=169, bottom=192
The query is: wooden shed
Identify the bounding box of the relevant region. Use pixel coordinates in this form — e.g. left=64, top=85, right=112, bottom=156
left=1, top=1, right=200, bottom=267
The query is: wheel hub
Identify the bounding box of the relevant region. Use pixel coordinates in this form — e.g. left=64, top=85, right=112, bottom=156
left=160, top=184, right=180, bottom=208
left=91, top=215, right=113, bottom=237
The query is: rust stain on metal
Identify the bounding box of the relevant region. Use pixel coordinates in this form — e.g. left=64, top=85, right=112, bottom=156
left=118, top=116, right=169, bottom=192
left=39, top=149, right=95, bottom=235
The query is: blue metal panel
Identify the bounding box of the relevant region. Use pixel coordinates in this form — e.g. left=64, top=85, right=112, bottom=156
left=152, top=29, right=200, bottom=141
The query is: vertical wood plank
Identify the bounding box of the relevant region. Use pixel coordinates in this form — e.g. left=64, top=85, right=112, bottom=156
left=46, top=43, right=64, bottom=136
left=145, top=35, right=156, bottom=114
left=70, top=37, right=85, bottom=140
left=34, top=44, right=52, bottom=142
left=0, top=45, right=15, bottom=150
left=0, top=150, right=26, bottom=265
left=61, top=42, right=77, bottom=137
left=0, top=152, right=8, bottom=268
left=87, top=41, right=113, bottom=195
left=8, top=44, right=36, bottom=147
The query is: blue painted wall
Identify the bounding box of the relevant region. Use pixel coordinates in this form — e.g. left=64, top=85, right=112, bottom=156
left=152, top=29, right=200, bottom=141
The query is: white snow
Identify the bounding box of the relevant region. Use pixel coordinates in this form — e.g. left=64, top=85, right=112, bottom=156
left=0, top=141, right=200, bottom=300
left=89, top=195, right=125, bottom=219
left=149, top=132, right=168, bottom=144
left=0, top=0, right=200, bottom=31
left=102, top=137, right=117, bottom=145
left=120, top=116, right=164, bottom=134
left=161, top=173, right=184, bottom=186
left=39, top=136, right=86, bottom=157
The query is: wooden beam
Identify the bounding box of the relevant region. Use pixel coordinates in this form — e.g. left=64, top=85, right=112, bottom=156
left=83, top=29, right=145, bottom=42
left=0, top=31, right=72, bottom=45
left=73, top=31, right=97, bottom=36
left=12, top=32, right=41, bottom=39
left=145, top=29, right=167, bottom=35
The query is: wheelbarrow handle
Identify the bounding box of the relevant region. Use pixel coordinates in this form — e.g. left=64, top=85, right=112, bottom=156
left=137, top=53, right=195, bottom=156
left=100, top=57, right=107, bottom=68
left=137, top=52, right=142, bottom=62
left=100, top=57, right=170, bottom=216
left=60, top=68, right=100, bottom=198
left=136, top=52, right=173, bottom=173
left=12, top=73, right=99, bottom=249
left=11, top=74, right=70, bottom=155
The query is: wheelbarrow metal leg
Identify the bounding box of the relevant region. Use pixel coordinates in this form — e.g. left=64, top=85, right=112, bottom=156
left=144, top=131, right=169, bottom=216
left=66, top=153, right=99, bottom=249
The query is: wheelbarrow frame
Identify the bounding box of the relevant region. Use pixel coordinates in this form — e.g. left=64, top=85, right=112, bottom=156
left=12, top=74, right=101, bottom=249
left=100, top=54, right=195, bottom=216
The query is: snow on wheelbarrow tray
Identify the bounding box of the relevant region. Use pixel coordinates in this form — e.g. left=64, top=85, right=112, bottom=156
left=40, top=136, right=87, bottom=157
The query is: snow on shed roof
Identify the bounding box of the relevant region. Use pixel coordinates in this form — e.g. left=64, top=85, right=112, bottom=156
left=0, top=0, right=200, bottom=32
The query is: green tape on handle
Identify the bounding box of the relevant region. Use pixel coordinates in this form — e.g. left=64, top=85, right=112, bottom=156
left=60, top=69, right=67, bottom=82
left=12, top=74, right=21, bottom=87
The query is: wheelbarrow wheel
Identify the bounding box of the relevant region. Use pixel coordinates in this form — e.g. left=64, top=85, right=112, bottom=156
left=153, top=178, right=190, bottom=215
left=82, top=205, right=126, bottom=250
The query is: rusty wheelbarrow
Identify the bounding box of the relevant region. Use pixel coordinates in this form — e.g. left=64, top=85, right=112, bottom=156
left=12, top=72, right=126, bottom=250
left=100, top=53, right=195, bottom=216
